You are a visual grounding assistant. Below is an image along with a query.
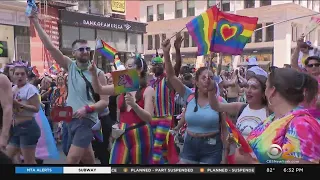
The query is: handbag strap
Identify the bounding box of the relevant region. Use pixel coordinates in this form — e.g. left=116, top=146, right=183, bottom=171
left=124, top=122, right=146, bottom=133
left=77, top=69, right=99, bottom=102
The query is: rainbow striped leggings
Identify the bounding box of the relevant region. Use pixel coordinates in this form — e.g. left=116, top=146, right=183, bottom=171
left=150, top=117, right=172, bottom=164
left=109, top=123, right=153, bottom=164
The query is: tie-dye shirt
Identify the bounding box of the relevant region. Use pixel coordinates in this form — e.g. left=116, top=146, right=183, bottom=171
left=247, top=109, right=320, bottom=164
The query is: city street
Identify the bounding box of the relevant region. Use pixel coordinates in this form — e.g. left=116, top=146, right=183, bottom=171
left=43, top=145, right=101, bottom=164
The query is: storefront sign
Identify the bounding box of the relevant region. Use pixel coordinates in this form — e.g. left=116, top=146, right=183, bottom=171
left=111, top=0, right=126, bottom=13
left=60, top=10, right=146, bottom=33
left=0, top=41, right=8, bottom=57
left=83, top=20, right=131, bottom=30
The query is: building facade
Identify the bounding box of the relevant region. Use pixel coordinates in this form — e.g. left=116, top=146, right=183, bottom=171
left=30, top=1, right=64, bottom=74
left=140, top=0, right=320, bottom=68
left=59, top=10, right=146, bottom=72
left=0, top=1, right=30, bottom=68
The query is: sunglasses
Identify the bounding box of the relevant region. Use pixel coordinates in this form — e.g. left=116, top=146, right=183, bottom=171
left=306, top=63, right=320, bottom=68
left=269, top=66, right=278, bottom=72
left=151, top=63, right=163, bottom=67
left=75, top=47, right=91, bottom=52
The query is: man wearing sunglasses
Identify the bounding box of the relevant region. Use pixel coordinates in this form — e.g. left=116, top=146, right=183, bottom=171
left=291, top=34, right=317, bottom=71
left=30, top=11, right=111, bottom=164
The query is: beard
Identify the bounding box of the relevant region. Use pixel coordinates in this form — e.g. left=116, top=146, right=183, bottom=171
left=77, top=57, right=89, bottom=63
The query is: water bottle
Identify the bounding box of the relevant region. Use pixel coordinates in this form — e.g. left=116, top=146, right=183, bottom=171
left=25, top=0, right=36, bottom=17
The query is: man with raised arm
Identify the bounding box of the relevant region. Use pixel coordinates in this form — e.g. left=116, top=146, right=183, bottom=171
left=0, top=74, right=13, bottom=151
left=29, top=10, right=113, bottom=164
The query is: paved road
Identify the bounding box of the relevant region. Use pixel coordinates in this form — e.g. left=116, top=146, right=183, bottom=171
left=43, top=145, right=100, bottom=164
left=44, top=143, right=183, bottom=164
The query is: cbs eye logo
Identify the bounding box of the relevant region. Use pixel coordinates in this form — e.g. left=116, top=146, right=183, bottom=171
left=267, top=144, right=294, bottom=160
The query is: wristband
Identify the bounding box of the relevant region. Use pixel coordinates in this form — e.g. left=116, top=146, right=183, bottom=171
left=85, top=105, right=95, bottom=113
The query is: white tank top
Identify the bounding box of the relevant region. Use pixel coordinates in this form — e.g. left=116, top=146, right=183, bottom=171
left=236, top=105, right=267, bottom=139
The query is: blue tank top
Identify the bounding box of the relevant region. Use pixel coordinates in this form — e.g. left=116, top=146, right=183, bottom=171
left=66, top=61, right=102, bottom=123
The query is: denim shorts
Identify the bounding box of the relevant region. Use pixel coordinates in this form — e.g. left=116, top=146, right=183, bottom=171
left=9, top=118, right=41, bottom=148
left=180, top=133, right=223, bottom=164
left=67, top=118, right=95, bottom=149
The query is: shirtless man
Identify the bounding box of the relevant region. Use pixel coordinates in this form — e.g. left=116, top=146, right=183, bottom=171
left=0, top=74, right=13, bottom=150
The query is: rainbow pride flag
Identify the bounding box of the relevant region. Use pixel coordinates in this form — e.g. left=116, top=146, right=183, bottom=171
left=186, top=6, right=218, bottom=56
left=34, top=108, right=60, bottom=160
left=225, top=117, right=253, bottom=154
left=96, top=39, right=117, bottom=61
left=93, top=128, right=103, bottom=142
left=49, top=63, right=60, bottom=75
left=210, top=9, right=258, bottom=55
left=114, top=55, right=122, bottom=69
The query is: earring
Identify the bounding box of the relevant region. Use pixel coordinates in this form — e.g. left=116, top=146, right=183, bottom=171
left=268, top=97, right=272, bottom=106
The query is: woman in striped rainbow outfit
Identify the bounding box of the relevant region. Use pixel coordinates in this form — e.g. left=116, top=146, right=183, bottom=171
left=90, top=54, right=155, bottom=164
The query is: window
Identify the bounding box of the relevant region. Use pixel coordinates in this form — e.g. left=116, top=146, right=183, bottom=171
left=265, top=23, right=274, bottom=42
left=90, top=0, right=104, bottom=15
left=187, top=0, right=195, bottom=17
left=312, top=0, right=316, bottom=10
left=147, top=6, right=153, bottom=22
left=318, top=30, right=320, bottom=46
left=292, top=24, right=298, bottom=42
left=78, top=1, right=90, bottom=13
left=307, top=0, right=311, bottom=8
left=157, top=4, right=164, bottom=21
left=112, top=31, right=126, bottom=51
left=79, top=28, right=95, bottom=41
left=155, top=34, right=160, bottom=49
left=244, top=0, right=255, bottom=8
left=127, top=33, right=138, bottom=52
left=191, top=37, right=197, bottom=47
left=175, top=1, right=183, bottom=18
left=97, top=30, right=113, bottom=46
left=61, top=26, right=79, bottom=48
left=208, top=0, right=216, bottom=8
left=137, top=34, right=143, bottom=53
left=260, top=0, right=271, bottom=6
left=161, top=34, right=166, bottom=42
left=183, top=32, right=190, bottom=47
left=255, top=24, right=263, bottom=42
left=247, top=37, right=251, bottom=43
left=221, top=0, right=230, bottom=11
left=15, top=26, right=30, bottom=62
left=148, top=35, right=153, bottom=50
left=309, top=30, right=315, bottom=42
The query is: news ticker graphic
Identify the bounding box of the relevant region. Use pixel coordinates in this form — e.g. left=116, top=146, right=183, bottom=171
left=15, top=167, right=255, bottom=174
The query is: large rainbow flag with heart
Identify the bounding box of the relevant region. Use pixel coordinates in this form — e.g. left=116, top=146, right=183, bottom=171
left=186, top=5, right=258, bottom=55
left=210, top=8, right=258, bottom=55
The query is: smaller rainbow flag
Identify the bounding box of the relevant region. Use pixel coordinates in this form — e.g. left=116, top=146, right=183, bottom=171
left=49, top=63, right=60, bottom=75
left=96, top=39, right=117, bottom=61
left=186, top=6, right=218, bottom=56
left=114, top=55, right=122, bottom=69
left=225, top=117, right=253, bottom=154
left=93, top=128, right=103, bottom=142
